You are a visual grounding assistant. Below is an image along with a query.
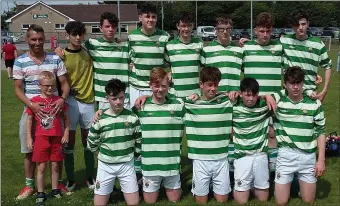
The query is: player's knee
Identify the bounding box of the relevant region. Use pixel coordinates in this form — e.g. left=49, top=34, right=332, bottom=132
left=275, top=197, right=289, bottom=206
left=235, top=197, right=248, bottom=204
left=301, top=196, right=315, bottom=204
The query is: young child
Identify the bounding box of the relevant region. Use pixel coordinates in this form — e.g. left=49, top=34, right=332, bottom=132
left=232, top=77, right=271, bottom=204
left=26, top=71, right=69, bottom=205
left=272, top=66, right=326, bottom=205
left=87, top=79, right=140, bottom=206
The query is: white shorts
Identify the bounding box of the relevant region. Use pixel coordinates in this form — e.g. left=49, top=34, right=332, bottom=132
left=143, top=174, right=181, bottom=193
left=95, top=159, right=138, bottom=195
left=192, top=159, right=231, bottom=196
left=275, top=148, right=317, bottom=185
left=234, top=153, right=270, bottom=191
left=129, top=86, right=152, bottom=108
left=19, top=109, right=35, bottom=153
left=67, top=96, right=95, bottom=130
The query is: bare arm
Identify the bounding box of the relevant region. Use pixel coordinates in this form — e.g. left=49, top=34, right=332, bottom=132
left=317, top=69, right=331, bottom=101
left=14, top=50, right=18, bottom=58
left=52, top=74, right=70, bottom=113
left=26, top=114, right=34, bottom=150
left=315, top=134, right=326, bottom=177
left=14, top=80, right=45, bottom=119
left=61, top=110, right=70, bottom=144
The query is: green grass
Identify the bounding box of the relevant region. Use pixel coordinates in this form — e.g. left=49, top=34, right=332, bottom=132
left=1, top=50, right=340, bottom=205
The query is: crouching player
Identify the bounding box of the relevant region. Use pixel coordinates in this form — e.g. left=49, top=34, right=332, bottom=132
left=232, top=77, right=272, bottom=204
left=272, top=66, right=326, bottom=205
left=87, top=79, right=140, bottom=206
left=26, top=71, right=70, bottom=205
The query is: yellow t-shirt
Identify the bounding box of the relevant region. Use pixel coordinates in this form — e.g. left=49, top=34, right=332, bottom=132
left=63, top=48, right=94, bottom=103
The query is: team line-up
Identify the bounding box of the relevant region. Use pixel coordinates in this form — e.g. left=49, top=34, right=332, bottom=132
left=9, top=2, right=332, bottom=206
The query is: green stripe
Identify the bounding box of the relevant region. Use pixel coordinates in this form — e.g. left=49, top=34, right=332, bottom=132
left=100, top=147, right=134, bottom=157
left=141, top=124, right=183, bottom=131
left=186, top=134, right=228, bottom=141
left=186, top=120, right=232, bottom=128
left=142, top=163, right=180, bottom=171
left=143, top=137, right=181, bottom=144
left=188, top=147, right=228, bottom=154
left=142, top=150, right=181, bottom=157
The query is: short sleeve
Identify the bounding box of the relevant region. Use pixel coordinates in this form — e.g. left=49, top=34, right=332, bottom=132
left=13, top=59, right=24, bottom=80
left=56, top=57, right=67, bottom=76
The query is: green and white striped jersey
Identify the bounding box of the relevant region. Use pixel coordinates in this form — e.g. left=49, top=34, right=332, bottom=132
left=185, top=94, right=233, bottom=160
left=87, top=108, right=141, bottom=164
left=128, top=28, right=170, bottom=90
left=201, top=41, right=243, bottom=92
left=272, top=90, right=326, bottom=153
left=132, top=97, right=185, bottom=177
left=165, top=36, right=203, bottom=98
left=84, top=38, right=129, bottom=103
left=232, top=97, right=271, bottom=159
left=280, top=34, right=332, bottom=93
left=243, top=40, right=283, bottom=95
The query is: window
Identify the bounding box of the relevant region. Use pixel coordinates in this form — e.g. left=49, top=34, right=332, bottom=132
left=120, top=24, right=128, bottom=33
left=22, top=24, right=31, bottom=30
left=91, top=25, right=101, bottom=33
left=55, top=24, right=65, bottom=30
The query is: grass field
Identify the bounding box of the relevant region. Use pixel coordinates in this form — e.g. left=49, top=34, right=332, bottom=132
left=1, top=50, right=340, bottom=205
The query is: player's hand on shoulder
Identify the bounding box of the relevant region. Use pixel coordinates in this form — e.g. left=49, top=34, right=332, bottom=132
left=93, top=109, right=103, bottom=123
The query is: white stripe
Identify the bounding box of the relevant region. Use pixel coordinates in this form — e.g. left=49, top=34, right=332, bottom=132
left=172, top=66, right=200, bottom=73
left=186, top=127, right=232, bottom=135
left=142, top=143, right=181, bottom=152
left=132, top=46, right=165, bottom=54
left=188, top=140, right=228, bottom=148
left=129, top=34, right=169, bottom=42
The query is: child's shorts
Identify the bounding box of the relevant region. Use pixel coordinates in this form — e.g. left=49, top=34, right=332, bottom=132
left=32, top=135, right=63, bottom=162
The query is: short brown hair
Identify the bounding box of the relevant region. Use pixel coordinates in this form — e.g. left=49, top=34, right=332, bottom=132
left=39, top=71, right=56, bottom=84
left=199, top=66, right=221, bottom=84
left=283, top=66, right=305, bottom=84
left=215, top=16, right=233, bottom=27
left=255, top=12, right=274, bottom=28
left=149, top=67, right=169, bottom=85
left=27, top=24, right=44, bottom=37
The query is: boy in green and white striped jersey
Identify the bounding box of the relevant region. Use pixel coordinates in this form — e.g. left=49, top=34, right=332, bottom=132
left=241, top=12, right=281, bottom=187
left=165, top=12, right=203, bottom=98
left=128, top=3, right=170, bottom=106
left=185, top=67, right=233, bottom=204
left=281, top=10, right=332, bottom=102
left=132, top=68, right=185, bottom=204
left=232, top=78, right=271, bottom=204
left=87, top=79, right=141, bottom=206
left=201, top=16, right=243, bottom=93
left=272, top=66, right=326, bottom=205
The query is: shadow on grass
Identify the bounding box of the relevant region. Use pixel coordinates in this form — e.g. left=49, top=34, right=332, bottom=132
left=316, top=179, right=331, bottom=199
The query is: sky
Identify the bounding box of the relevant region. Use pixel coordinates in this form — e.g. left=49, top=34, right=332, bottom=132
left=1, top=0, right=103, bottom=14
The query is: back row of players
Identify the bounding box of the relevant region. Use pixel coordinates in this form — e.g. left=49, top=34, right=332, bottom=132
left=13, top=2, right=331, bottom=206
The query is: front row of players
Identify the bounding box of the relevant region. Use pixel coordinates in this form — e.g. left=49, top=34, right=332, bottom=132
left=29, top=65, right=325, bottom=205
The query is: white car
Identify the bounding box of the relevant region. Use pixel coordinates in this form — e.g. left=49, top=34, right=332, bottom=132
left=9, top=35, right=20, bottom=43
left=196, top=26, right=216, bottom=41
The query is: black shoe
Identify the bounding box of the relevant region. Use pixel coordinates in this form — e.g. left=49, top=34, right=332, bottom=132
left=50, top=189, right=62, bottom=199
left=35, top=192, right=47, bottom=206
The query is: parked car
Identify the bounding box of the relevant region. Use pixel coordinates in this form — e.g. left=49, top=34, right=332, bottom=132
left=322, top=27, right=340, bottom=38
left=308, top=27, right=322, bottom=36
left=1, top=36, right=13, bottom=45
left=240, top=29, right=250, bottom=39
left=271, top=28, right=282, bottom=39
left=280, top=28, right=294, bottom=35
left=196, top=26, right=216, bottom=41
left=231, top=29, right=241, bottom=40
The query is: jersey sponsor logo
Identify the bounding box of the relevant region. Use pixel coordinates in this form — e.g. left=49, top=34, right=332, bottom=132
left=102, top=126, right=111, bottom=131
left=170, top=110, right=174, bottom=117
left=213, top=52, right=220, bottom=56
left=250, top=51, right=257, bottom=55
left=289, top=45, right=295, bottom=49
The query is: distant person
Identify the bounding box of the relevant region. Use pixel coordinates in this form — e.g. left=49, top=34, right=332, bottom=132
left=13, top=24, right=70, bottom=200
left=2, top=38, right=17, bottom=79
